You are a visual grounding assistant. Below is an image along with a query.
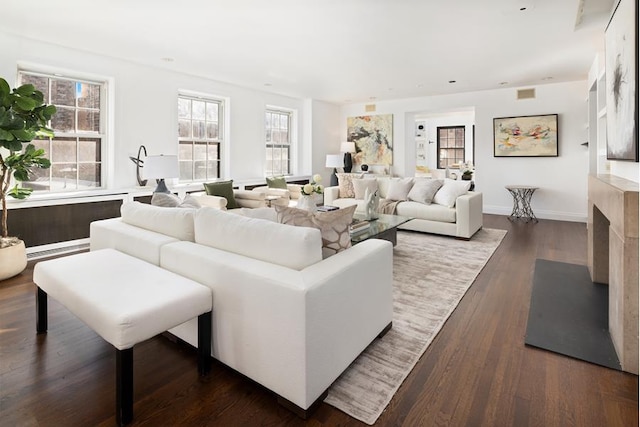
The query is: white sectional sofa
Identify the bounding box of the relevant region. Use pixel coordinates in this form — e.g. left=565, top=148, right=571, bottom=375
left=89, top=202, right=393, bottom=416
left=324, top=176, right=483, bottom=239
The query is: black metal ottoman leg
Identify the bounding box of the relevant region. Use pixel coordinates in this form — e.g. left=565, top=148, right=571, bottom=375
left=198, top=311, right=212, bottom=376
left=116, top=347, right=134, bottom=426
left=36, top=287, right=47, bottom=334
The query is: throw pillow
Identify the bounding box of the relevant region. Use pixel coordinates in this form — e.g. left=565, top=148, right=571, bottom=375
left=180, top=194, right=202, bottom=209
left=275, top=205, right=357, bottom=259
left=336, top=173, right=362, bottom=198
left=266, top=176, right=288, bottom=189
left=203, top=180, right=238, bottom=209
left=433, top=178, right=471, bottom=208
left=151, top=192, right=181, bottom=207
left=407, top=179, right=443, bottom=204
left=386, top=178, right=414, bottom=201
left=352, top=178, right=378, bottom=200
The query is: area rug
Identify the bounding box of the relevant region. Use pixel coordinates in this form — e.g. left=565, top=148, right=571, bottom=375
left=525, top=259, right=620, bottom=370
left=324, top=228, right=507, bottom=425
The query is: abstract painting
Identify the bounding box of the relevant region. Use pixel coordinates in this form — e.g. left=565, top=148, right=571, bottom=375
left=493, top=114, right=558, bottom=157
left=347, top=114, right=393, bottom=166
left=605, top=0, right=638, bottom=161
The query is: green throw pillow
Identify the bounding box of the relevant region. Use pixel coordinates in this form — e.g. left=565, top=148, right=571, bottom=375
left=266, top=176, right=288, bottom=189
left=203, top=180, right=238, bottom=209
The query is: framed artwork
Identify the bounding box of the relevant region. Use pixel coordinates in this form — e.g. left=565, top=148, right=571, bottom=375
left=493, top=114, right=559, bottom=157
left=347, top=114, right=393, bottom=166
left=605, top=0, right=638, bottom=161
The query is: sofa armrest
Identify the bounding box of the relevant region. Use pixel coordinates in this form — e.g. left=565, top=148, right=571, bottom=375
left=286, top=184, right=303, bottom=200
left=455, top=191, right=483, bottom=239
left=323, top=186, right=340, bottom=205
left=189, top=193, right=228, bottom=210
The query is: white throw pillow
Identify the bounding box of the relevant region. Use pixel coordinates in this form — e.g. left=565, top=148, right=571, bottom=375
left=352, top=178, right=379, bottom=200
left=433, top=179, right=471, bottom=208
left=408, top=179, right=444, bottom=204
left=194, top=207, right=322, bottom=270
left=121, top=201, right=196, bottom=241
left=386, top=178, right=414, bottom=201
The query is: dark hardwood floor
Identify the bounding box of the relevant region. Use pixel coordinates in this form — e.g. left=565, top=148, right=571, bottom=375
left=1, top=214, right=637, bottom=426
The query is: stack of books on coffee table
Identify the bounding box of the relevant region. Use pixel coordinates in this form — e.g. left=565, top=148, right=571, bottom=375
left=349, top=219, right=370, bottom=235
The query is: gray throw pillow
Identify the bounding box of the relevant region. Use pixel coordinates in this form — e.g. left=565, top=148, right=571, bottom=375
left=151, top=192, right=181, bottom=207
left=407, top=179, right=444, bottom=204
left=386, top=178, right=414, bottom=201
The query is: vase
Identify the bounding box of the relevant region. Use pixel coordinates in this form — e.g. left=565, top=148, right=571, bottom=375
left=0, top=239, right=27, bottom=281
left=297, top=195, right=317, bottom=212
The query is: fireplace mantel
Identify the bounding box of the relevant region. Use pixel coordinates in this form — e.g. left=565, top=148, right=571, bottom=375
left=587, top=174, right=639, bottom=374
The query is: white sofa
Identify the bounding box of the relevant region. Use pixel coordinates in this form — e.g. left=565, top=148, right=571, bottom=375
left=324, top=176, right=483, bottom=239
left=89, top=202, right=393, bottom=416
left=191, top=184, right=305, bottom=209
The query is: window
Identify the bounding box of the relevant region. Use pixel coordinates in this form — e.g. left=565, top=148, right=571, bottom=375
left=437, top=126, right=465, bottom=168
left=18, top=71, right=105, bottom=192
left=265, top=109, right=291, bottom=176
left=177, top=95, right=222, bottom=182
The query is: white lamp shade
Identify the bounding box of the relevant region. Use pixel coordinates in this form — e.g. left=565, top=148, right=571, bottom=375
left=326, top=154, right=344, bottom=168
left=340, top=142, right=356, bottom=153
left=142, top=155, right=179, bottom=180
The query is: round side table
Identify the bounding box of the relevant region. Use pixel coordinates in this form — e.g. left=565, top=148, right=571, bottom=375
left=505, top=185, right=539, bottom=223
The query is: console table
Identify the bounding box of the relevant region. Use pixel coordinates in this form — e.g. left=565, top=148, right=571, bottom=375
left=505, top=185, right=538, bottom=222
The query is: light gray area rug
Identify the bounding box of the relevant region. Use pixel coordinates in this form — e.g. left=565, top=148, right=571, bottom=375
left=324, top=228, right=507, bottom=425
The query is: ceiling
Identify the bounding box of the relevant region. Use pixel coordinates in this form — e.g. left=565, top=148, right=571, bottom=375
left=2, top=0, right=614, bottom=104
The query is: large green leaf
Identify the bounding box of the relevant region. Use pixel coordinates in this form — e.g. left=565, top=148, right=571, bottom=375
left=0, top=79, right=9, bottom=97
left=8, top=185, right=33, bottom=200
left=14, top=96, right=37, bottom=111
left=14, top=84, right=35, bottom=97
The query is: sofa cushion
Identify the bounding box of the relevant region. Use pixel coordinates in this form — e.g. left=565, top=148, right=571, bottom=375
left=266, top=176, right=288, bottom=189
left=407, top=178, right=443, bottom=204
left=151, top=192, right=202, bottom=209
left=375, top=177, right=393, bottom=199
left=194, top=207, right=322, bottom=270
left=433, top=179, right=471, bottom=208
left=386, top=177, right=414, bottom=201
left=121, top=201, right=196, bottom=242
left=396, top=200, right=457, bottom=223
left=336, top=173, right=362, bottom=198
left=204, top=180, right=238, bottom=209
left=352, top=178, right=378, bottom=200
left=233, top=207, right=278, bottom=222
left=275, top=205, right=357, bottom=259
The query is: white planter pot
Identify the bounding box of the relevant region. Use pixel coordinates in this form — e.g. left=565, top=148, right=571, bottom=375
left=0, top=240, right=27, bottom=281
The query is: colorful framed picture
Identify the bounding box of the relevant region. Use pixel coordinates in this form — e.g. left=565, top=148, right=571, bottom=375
left=347, top=114, right=393, bottom=166
left=605, top=0, right=638, bottom=161
left=493, top=114, right=559, bottom=157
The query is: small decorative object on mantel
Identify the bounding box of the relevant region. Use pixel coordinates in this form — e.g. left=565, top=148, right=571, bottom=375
left=297, top=174, right=324, bottom=212
left=129, top=145, right=148, bottom=186
left=361, top=164, right=369, bottom=172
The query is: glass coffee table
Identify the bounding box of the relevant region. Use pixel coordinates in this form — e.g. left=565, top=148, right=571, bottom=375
left=350, top=213, right=412, bottom=246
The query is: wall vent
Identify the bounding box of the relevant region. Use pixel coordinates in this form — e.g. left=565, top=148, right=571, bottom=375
left=365, top=104, right=376, bottom=112
left=517, top=88, right=536, bottom=100
left=27, top=243, right=89, bottom=261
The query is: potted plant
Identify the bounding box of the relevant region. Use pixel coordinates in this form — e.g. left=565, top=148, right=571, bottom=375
left=0, top=77, right=56, bottom=280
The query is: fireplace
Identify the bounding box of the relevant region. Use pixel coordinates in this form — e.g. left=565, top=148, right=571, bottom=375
left=587, top=174, right=639, bottom=374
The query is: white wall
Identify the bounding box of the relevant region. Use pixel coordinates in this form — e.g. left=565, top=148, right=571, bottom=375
left=341, top=81, right=590, bottom=222
left=0, top=32, right=337, bottom=190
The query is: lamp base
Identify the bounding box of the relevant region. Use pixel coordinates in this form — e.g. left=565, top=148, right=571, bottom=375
left=154, top=179, right=170, bottom=194
left=343, top=153, right=353, bottom=173
left=330, top=169, right=339, bottom=187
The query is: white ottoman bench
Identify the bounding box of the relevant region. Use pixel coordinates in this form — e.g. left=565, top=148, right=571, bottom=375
left=33, top=249, right=213, bottom=426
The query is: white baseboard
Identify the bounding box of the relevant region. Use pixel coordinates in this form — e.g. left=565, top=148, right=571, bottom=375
left=483, top=205, right=587, bottom=223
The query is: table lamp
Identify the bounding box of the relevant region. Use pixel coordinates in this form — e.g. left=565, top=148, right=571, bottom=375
left=142, top=155, right=179, bottom=193
left=326, top=154, right=343, bottom=187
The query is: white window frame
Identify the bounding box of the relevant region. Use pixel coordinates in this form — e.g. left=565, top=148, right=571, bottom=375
left=265, top=107, right=294, bottom=176
left=177, top=93, right=224, bottom=183
left=16, top=68, right=108, bottom=194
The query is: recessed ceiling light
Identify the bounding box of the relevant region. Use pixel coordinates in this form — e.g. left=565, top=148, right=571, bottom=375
left=541, top=76, right=553, bottom=81
left=369, top=96, right=377, bottom=100
left=520, top=7, right=527, bottom=11
left=388, top=88, right=394, bottom=91
left=345, top=99, right=352, bottom=103
left=161, top=57, right=174, bottom=62
left=448, top=80, right=457, bottom=84
left=499, top=81, right=509, bottom=85
left=264, top=83, right=272, bottom=87
left=416, top=84, right=424, bottom=88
